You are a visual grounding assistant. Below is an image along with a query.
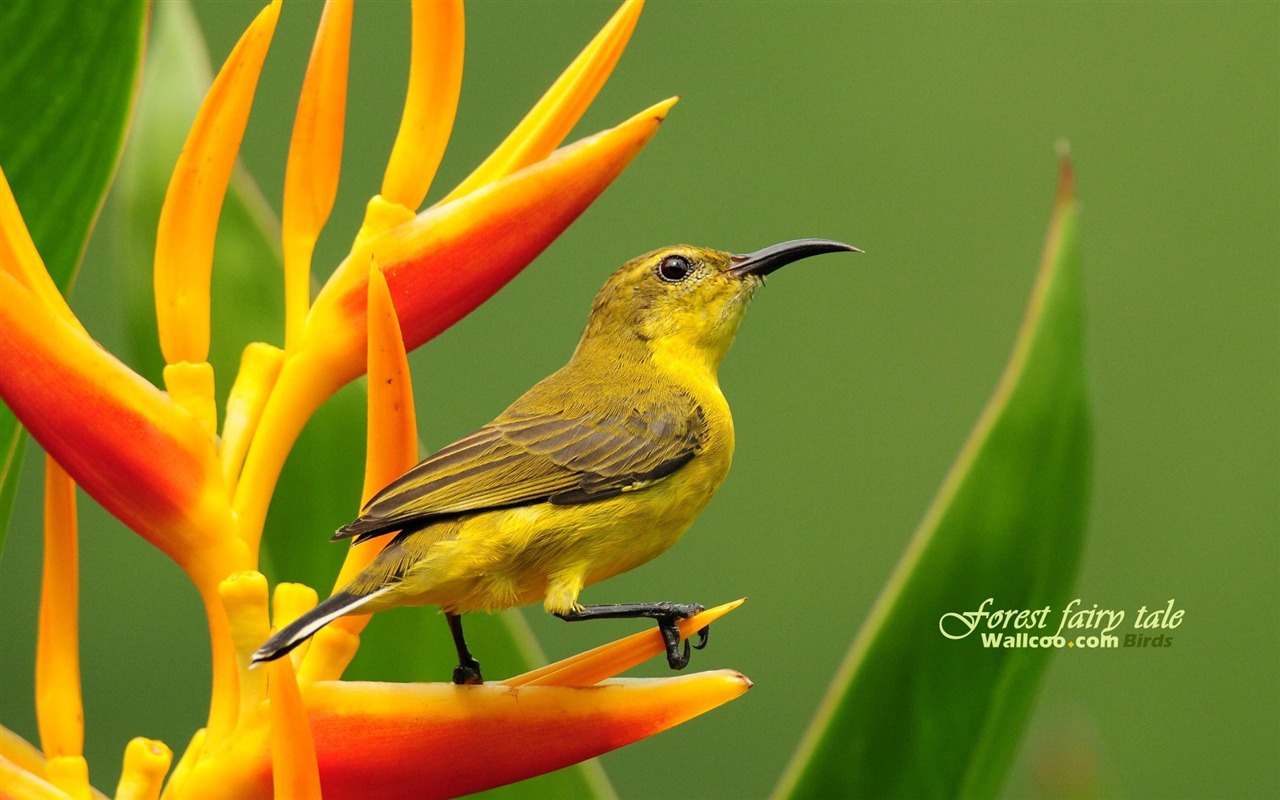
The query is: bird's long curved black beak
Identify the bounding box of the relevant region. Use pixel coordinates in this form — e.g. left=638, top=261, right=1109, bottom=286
left=728, top=238, right=861, bottom=278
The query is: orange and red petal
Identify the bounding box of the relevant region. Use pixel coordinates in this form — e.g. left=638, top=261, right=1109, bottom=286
left=305, top=97, right=676, bottom=391
left=0, top=272, right=237, bottom=583
left=178, top=671, right=749, bottom=800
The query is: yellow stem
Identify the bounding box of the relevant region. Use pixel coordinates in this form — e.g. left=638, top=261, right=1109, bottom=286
left=35, top=457, right=89, bottom=800
left=44, top=758, right=90, bottom=800
left=0, top=724, right=49, bottom=779
left=220, top=343, right=285, bottom=494
left=295, top=625, right=360, bottom=684
left=198, top=584, right=240, bottom=750
left=217, top=572, right=271, bottom=729
left=231, top=349, right=344, bottom=558
left=268, top=656, right=321, bottom=800
left=0, top=756, right=75, bottom=799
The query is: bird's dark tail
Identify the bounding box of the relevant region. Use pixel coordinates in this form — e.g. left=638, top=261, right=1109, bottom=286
left=251, top=588, right=387, bottom=666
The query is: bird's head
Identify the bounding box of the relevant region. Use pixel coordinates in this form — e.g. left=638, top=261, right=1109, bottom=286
left=577, top=239, right=859, bottom=371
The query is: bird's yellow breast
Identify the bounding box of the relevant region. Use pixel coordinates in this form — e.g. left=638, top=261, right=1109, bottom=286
left=374, top=353, right=736, bottom=617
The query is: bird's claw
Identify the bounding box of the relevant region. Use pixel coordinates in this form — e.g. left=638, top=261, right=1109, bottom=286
left=693, top=625, right=710, bottom=650
left=656, top=603, right=709, bottom=670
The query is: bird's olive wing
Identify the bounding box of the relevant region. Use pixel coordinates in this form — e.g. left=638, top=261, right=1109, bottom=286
left=501, top=404, right=703, bottom=504
left=334, top=401, right=706, bottom=543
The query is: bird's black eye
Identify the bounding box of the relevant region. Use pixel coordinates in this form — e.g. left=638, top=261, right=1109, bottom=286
left=656, top=254, right=693, bottom=283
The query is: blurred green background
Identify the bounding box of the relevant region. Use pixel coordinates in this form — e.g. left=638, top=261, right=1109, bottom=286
left=1, top=1, right=1276, bottom=797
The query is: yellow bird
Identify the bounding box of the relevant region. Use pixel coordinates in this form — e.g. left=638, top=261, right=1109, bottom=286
left=253, top=239, right=858, bottom=683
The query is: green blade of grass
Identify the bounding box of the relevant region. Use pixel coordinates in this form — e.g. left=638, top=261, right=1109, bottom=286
left=0, top=0, right=147, bottom=551
left=776, top=157, right=1091, bottom=800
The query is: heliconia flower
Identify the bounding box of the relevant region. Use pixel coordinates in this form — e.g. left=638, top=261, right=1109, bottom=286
left=1, top=0, right=751, bottom=797
left=172, top=598, right=747, bottom=800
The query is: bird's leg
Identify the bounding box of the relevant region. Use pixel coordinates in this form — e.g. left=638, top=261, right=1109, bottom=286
left=447, top=613, right=483, bottom=685
left=555, top=602, right=710, bottom=670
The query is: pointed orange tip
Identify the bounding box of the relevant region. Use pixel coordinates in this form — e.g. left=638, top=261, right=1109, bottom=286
left=360, top=265, right=418, bottom=507
left=504, top=598, right=746, bottom=688
left=617, top=95, right=678, bottom=130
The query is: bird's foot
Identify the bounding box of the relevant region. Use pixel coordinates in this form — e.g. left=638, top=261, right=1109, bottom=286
left=452, top=657, right=484, bottom=685
left=555, top=601, right=712, bottom=671
left=653, top=602, right=708, bottom=671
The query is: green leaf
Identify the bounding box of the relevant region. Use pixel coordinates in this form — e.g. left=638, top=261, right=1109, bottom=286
left=0, top=427, right=26, bottom=557
left=0, top=0, right=145, bottom=287
left=104, top=3, right=609, bottom=796
left=0, top=0, right=147, bottom=551
left=776, top=160, right=1091, bottom=800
